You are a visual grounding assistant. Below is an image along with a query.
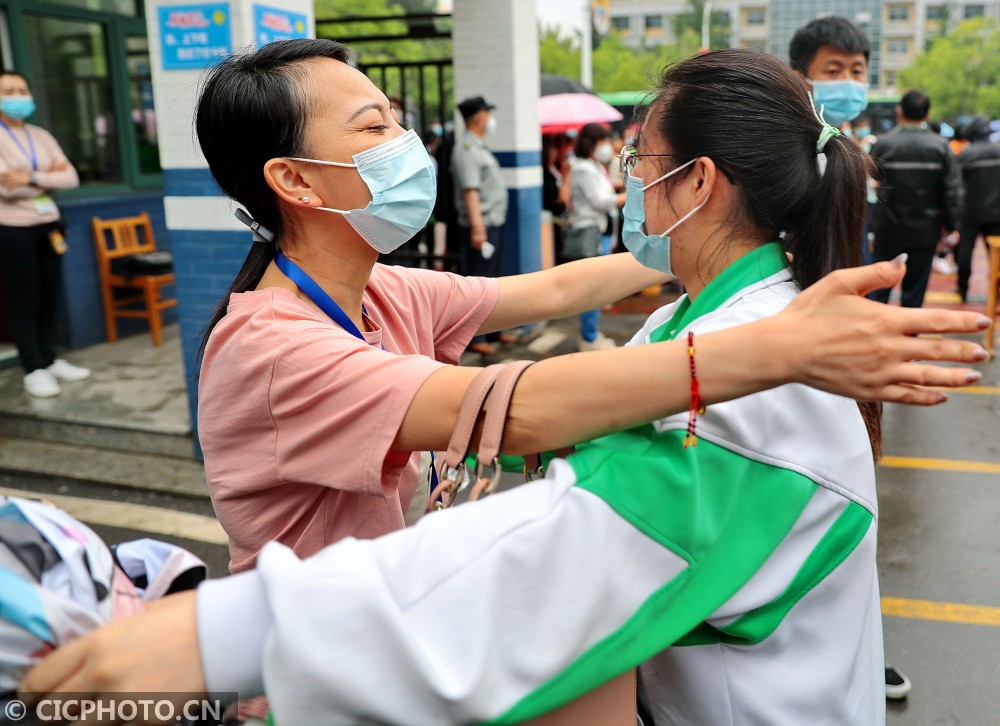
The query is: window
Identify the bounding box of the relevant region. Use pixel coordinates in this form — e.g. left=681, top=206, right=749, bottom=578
left=887, top=5, right=910, bottom=22
left=926, top=5, right=946, bottom=20
left=885, top=71, right=898, bottom=87
left=644, top=15, right=663, bottom=31
left=612, top=16, right=630, bottom=32
left=24, top=14, right=120, bottom=184
left=126, top=35, right=159, bottom=175
left=887, top=38, right=910, bottom=55
left=746, top=9, right=766, bottom=25
left=963, top=4, right=985, bottom=18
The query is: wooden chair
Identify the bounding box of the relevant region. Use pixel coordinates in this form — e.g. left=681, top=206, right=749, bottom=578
left=985, top=235, right=1000, bottom=359
left=91, top=212, right=177, bottom=346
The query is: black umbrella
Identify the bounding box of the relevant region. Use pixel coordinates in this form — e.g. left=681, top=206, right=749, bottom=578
left=540, top=73, right=595, bottom=96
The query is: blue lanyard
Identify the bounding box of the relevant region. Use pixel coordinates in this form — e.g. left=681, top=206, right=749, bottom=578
left=0, top=119, right=37, bottom=171
left=273, top=250, right=372, bottom=342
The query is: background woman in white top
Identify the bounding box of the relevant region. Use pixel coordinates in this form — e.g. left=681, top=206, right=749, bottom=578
left=566, top=122, right=625, bottom=350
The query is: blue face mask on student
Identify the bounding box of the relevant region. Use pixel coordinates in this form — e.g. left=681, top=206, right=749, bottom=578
left=286, top=129, right=436, bottom=254
left=810, top=79, right=868, bottom=128
left=0, top=96, right=35, bottom=121
left=622, top=158, right=709, bottom=275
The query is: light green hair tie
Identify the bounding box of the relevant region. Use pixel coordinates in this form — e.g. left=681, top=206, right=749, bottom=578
left=807, top=91, right=841, bottom=153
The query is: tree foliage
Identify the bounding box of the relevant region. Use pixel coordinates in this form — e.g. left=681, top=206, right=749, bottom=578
left=899, top=18, right=1000, bottom=119
left=539, top=26, right=700, bottom=94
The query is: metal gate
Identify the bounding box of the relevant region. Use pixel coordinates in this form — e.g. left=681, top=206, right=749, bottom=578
left=317, top=12, right=457, bottom=271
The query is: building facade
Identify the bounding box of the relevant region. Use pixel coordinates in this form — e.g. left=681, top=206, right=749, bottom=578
left=0, top=0, right=173, bottom=355
left=608, top=0, right=1000, bottom=94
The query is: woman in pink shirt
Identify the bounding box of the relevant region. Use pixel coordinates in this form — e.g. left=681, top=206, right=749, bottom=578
left=0, top=71, right=89, bottom=398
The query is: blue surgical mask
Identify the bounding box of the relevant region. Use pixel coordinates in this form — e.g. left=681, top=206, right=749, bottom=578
left=287, top=129, right=436, bottom=254
left=622, top=158, right=709, bottom=275
left=1, top=96, right=35, bottom=121
left=810, top=79, right=868, bottom=128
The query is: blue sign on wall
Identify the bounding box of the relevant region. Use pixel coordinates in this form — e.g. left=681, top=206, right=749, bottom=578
left=253, top=4, right=308, bottom=47
left=159, top=3, right=231, bottom=70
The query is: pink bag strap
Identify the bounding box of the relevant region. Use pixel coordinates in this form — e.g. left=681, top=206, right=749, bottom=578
left=468, top=360, right=535, bottom=501
left=426, top=364, right=505, bottom=511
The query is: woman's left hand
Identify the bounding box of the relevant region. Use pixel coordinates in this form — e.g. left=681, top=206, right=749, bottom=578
left=0, top=170, right=31, bottom=187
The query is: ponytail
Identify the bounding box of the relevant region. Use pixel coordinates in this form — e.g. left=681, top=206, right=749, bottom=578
left=786, top=133, right=882, bottom=456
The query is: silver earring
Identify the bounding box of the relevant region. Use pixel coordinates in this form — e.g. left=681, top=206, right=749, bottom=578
left=298, top=195, right=311, bottom=203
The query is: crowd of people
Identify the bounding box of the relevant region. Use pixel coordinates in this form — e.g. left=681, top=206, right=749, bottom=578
left=3, top=9, right=1000, bottom=726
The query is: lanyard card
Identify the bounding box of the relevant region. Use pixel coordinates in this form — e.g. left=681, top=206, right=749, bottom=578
left=32, top=194, right=56, bottom=215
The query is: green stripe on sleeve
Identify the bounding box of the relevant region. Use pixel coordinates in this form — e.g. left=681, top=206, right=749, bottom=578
left=485, top=429, right=818, bottom=724
left=676, top=500, right=872, bottom=646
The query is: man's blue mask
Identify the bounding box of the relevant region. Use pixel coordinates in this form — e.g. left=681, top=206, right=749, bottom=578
left=810, top=80, right=868, bottom=128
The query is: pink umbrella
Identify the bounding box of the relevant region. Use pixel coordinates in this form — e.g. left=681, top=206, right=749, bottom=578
left=539, top=92, right=624, bottom=135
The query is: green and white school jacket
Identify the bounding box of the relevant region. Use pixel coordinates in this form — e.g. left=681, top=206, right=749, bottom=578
left=198, top=243, right=885, bottom=725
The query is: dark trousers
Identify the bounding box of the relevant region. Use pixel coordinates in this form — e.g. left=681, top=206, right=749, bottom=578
left=460, top=224, right=505, bottom=346
left=870, top=240, right=936, bottom=308
left=0, top=222, right=62, bottom=372
left=956, top=221, right=1000, bottom=298
left=458, top=223, right=504, bottom=278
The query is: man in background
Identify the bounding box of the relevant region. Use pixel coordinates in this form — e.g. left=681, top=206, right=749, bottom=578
left=789, top=16, right=873, bottom=265
left=452, top=95, right=508, bottom=356
left=869, top=90, right=963, bottom=308
left=956, top=116, right=1000, bottom=302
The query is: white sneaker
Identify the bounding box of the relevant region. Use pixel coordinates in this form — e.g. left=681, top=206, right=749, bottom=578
left=24, top=369, right=61, bottom=398
left=47, top=358, right=91, bottom=382
left=931, top=257, right=957, bottom=275
left=578, top=333, right=617, bottom=352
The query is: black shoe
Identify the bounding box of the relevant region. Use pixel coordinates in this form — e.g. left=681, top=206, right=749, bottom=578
left=956, top=288, right=968, bottom=303
left=885, top=665, right=912, bottom=700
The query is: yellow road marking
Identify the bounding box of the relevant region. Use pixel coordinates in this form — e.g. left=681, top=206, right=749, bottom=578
left=880, top=456, right=1000, bottom=474
left=932, top=386, right=1000, bottom=396
left=924, top=291, right=963, bottom=304
left=883, top=597, right=1000, bottom=627
left=0, top=486, right=227, bottom=544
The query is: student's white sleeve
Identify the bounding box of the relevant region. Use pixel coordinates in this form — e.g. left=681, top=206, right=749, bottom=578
left=195, top=460, right=687, bottom=726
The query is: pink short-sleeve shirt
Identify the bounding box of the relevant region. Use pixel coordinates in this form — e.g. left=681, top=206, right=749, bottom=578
left=198, top=264, right=499, bottom=573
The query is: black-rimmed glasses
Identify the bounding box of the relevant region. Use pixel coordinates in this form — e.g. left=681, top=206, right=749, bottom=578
left=618, top=145, right=676, bottom=178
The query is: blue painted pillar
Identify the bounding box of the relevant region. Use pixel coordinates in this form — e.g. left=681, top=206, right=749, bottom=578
left=452, top=0, right=543, bottom=276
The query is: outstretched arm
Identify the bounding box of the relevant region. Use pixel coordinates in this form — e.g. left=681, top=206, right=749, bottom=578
left=480, top=252, right=672, bottom=334
left=400, top=258, right=988, bottom=454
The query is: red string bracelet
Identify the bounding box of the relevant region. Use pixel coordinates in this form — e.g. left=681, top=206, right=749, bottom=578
left=683, top=331, right=705, bottom=448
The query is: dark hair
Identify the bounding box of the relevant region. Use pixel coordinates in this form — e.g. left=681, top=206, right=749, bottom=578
left=195, top=38, right=353, bottom=362
left=899, top=90, right=930, bottom=121
left=649, top=48, right=881, bottom=454
left=789, top=16, right=871, bottom=75
left=963, top=115, right=991, bottom=142
left=573, top=122, right=610, bottom=160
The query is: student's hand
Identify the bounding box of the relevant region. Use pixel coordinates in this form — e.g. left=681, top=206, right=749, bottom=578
left=19, top=591, right=206, bottom=724
left=769, top=257, right=989, bottom=405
